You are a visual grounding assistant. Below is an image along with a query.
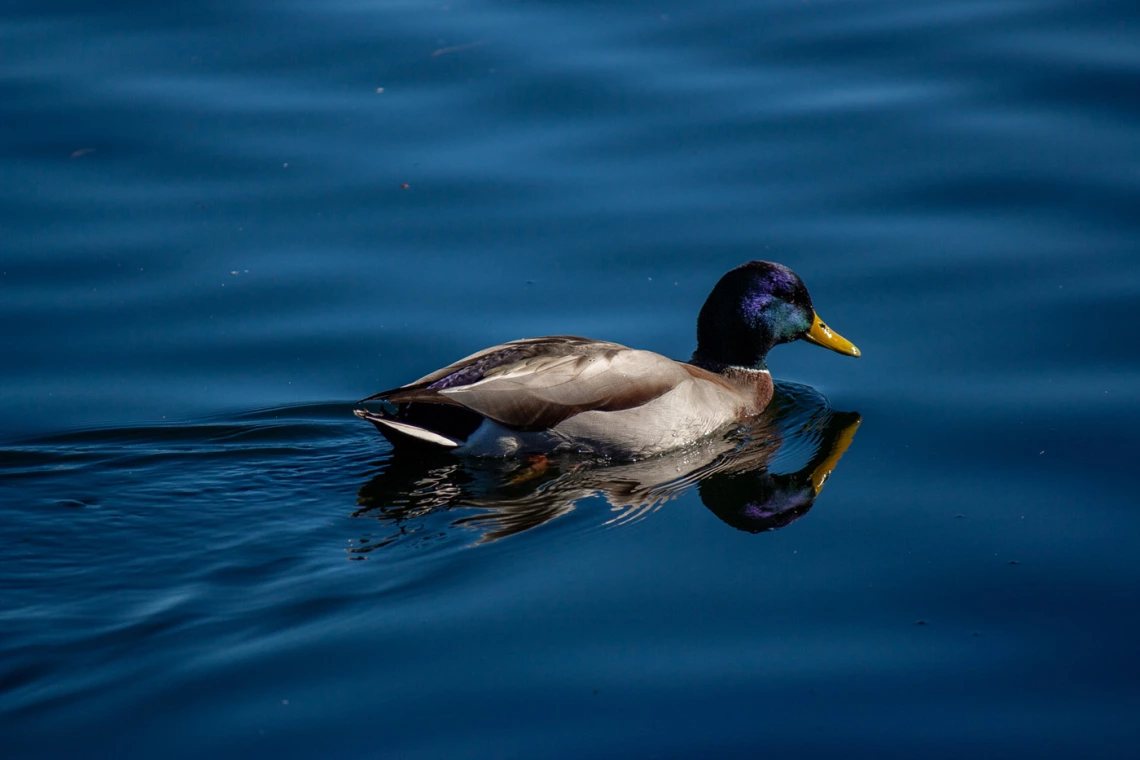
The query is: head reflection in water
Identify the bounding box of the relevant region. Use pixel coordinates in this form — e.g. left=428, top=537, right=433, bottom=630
left=697, top=409, right=859, bottom=533
left=351, top=383, right=860, bottom=554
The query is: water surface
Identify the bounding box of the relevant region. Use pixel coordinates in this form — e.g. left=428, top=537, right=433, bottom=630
left=2, top=0, right=1139, bottom=757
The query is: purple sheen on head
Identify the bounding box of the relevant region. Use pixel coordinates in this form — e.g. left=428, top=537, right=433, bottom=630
left=764, top=263, right=801, bottom=294
left=695, top=260, right=818, bottom=369
left=742, top=292, right=773, bottom=318
left=738, top=292, right=774, bottom=339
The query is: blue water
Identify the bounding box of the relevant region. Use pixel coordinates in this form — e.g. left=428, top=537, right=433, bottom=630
left=3, top=0, right=1139, bottom=756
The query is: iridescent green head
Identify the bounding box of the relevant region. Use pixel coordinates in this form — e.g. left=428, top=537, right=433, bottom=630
left=692, top=261, right=860, bottom=371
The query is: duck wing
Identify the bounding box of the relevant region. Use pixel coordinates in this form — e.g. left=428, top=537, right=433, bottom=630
left=360, top=336, right=693, bottom=432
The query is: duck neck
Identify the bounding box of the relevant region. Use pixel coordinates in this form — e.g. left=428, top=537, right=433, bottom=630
left=688, top=355, right=775, bottom=411
left=690, top=351, right=769, bottom=374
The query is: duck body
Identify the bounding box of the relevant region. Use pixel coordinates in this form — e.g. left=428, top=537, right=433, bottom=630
left=356, top=335, right=774, bottom=458
left=357, top=261, right=859, bottom=459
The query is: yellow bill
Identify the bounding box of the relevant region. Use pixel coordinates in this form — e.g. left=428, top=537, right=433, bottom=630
left=802, top=312, right=861, bottom=357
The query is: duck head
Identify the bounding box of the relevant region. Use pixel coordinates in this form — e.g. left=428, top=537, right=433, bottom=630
left=692, top=261, right=860, bottom=371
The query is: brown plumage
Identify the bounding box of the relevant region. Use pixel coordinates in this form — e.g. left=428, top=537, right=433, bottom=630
left=356, top=335, right=773, bottom=457
left=364, top=337, right=683, bottom=431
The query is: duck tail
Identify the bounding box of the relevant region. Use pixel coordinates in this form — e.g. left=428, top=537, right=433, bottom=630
left=353, top=408, right=461, bottom=448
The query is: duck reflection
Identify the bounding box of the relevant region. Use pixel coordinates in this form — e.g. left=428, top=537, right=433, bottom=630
left=352, top=383, right=860, bottom=552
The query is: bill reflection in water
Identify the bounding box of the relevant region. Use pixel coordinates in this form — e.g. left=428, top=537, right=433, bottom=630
left=352, top=383, right=861, bottom=552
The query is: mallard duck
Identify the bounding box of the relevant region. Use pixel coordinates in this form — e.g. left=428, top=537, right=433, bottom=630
left=355, top=261, right=859, bottom=458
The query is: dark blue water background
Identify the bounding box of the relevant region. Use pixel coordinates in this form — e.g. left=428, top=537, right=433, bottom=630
left=3, top=0, right=1139, bottom=756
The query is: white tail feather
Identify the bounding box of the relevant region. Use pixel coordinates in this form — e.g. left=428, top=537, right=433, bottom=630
left=356, top=410, right=460, bottom=448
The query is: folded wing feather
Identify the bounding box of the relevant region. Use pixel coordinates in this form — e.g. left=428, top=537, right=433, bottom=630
left=363, top=337, right=694, bottom=432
